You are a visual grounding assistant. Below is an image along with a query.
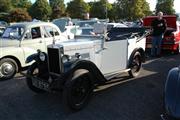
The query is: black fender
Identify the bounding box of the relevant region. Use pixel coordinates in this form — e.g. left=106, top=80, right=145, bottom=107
left=26, top=52, right=49, bottom=79
left=25, top=53, right=39, bottom=64
left=62, top=60, right=106, bottom=85
left=25, top=51, right=48, bottom=64
left=165, top=66, right=180, bottom=118
left=128, top=48, right=145, bottom=67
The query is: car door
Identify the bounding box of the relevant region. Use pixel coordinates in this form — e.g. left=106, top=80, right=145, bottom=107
left=21, top=26, right=46, bottom=61
left=100, top=39, right=128, bottom=74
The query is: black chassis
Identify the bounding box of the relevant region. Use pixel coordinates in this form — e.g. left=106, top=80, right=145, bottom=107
left=25, top=52, right=107, bottom=92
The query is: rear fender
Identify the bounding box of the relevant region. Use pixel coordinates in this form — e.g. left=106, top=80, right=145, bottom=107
left=128, top=48, right=145, bottom=67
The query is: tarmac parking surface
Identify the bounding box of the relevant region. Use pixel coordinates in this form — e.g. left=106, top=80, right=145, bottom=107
left=0, top=53, right=179, bottom=120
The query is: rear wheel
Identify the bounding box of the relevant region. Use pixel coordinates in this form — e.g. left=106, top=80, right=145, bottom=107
left=63, top=72, right=93, bottom=111
left=0, top=58, right=18, bottom=80
left=26, top=63, right=46, bottom=93
left=128, top=52, right=142, bottom=77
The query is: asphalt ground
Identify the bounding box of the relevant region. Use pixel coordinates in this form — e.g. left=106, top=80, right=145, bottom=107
left=0, top=52, right=180, bottom=120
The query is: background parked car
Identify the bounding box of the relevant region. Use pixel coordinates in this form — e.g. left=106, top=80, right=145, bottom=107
left=107, top=23, right=128, bottom=31
left=0, top=22, right=67, bottom=80
left=164, top=65, right=180, bottom=119
left=143, top=15, right=180, bottom=54
left=0, top=21, right=8, bottom=27
left=0, top=26, right=5, bottom=37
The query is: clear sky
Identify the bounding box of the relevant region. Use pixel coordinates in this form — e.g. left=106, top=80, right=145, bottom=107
left=30, top=0, right=180, bottom=13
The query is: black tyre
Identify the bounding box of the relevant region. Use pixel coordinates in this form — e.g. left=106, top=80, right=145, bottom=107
left=0, top=58, right=18, bottom=80
left=63, top=72, right=93, bottom=111
left=26, top=63, right=46, bottom=93
left=128, top=52, right=142, bottom=77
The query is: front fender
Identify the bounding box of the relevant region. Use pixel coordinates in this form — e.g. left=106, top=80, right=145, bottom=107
left=25, top=53, right=38, bottom=64
left=165, top=67, right=180, bottom=118
left=63, top=60, right=106, bottom=85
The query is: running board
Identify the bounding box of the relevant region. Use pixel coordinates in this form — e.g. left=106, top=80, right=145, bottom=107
left=105, top=69, right=130, bottom=81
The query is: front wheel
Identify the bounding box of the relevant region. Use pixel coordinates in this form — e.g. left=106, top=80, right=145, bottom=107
left=63, top=72, right=93, bottom=111
left=128, top=52, right=142, bottom=77
left=0, top=58, right=18, bottom=80
left=26, top=63, right=46, bottom=93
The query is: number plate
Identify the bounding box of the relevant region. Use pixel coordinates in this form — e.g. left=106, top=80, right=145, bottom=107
left=32, top=77, right=49, bottom=91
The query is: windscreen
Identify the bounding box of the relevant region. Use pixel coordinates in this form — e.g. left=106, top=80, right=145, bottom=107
left=2, top=27, right=24, bottom=39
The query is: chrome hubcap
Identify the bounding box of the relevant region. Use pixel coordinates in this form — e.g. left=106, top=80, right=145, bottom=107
left=0, top=62, right=14, bottom=77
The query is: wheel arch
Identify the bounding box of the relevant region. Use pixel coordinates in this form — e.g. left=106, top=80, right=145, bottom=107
left=129, top=47, right=145, bottom=66
left=66, top=60, right=106, bottom=85
left=0, top=55, right=21, bottom=72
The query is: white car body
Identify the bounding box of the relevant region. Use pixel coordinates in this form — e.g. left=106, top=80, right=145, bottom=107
left=49, top=23, right=146, bottom=77
left=0, top=22, right=68, bottom=79
left=54, top=34, right=145, bottom=76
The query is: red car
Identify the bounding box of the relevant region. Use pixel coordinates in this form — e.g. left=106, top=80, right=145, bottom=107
left=143, top=15, right=180, bottom=54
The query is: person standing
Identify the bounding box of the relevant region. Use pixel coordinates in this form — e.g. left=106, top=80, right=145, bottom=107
left=151, top=11, right=167, bottom=57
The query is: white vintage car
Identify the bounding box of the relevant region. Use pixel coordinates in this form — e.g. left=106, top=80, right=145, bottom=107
left=0, top=26, right=5, bottom=37
left=0, top=22, right=67, bottom=80
left=24, top=24, right=148, bottom=110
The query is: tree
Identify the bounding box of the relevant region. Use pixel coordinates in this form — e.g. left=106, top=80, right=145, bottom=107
left=0, top=0, right=12, bottom=13
left=29, top=0, right=52, bottom=21
left=116, top=0, right=151, bottom=21
left=50, top=0, right=66, bottom=19
left=66, top=0, right=90, bottom=19
left=108, top=3, right=118, bottom=21
left=11, top=0, right=32, bottom=10
left=89, top=0, right=112, bottom=19
left=142, top=0, right=152, bottom=16
left=7, top=8, right=32, bottom=22
left=156, top=0, right=175, bottom=15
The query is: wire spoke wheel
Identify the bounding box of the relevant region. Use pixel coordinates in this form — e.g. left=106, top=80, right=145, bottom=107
left=63, top=72, right=93, bottom=110
left=131, top=55, right=141, bottom=73
left=128, top=52, right=142, bottom=77
left=71, top=76, right=91, bottom=106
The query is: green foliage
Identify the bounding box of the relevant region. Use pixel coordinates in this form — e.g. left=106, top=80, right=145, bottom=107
left=142, top=0, right=152, bottom=16
left=0, top=0, right=12, bottom=13
left=11, top=0, right=32, bottom=10
left=66, top=0, right=90, bottom=19
left=108, top=3, right=118, bottom=21
left=0, top=13, right=9, bottom=22
left=29, top=0, right=52, bottom=21
left=89, top=0, right=112, bottom=19
left=50, top=0, right=66, bottom=19
left=156, top=0, right=175, bottom=15
left=116, top=0, right=152, bottom=21
left=7, top=8, right=32, bottom=22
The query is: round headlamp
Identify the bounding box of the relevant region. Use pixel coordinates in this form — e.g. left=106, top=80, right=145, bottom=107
left=39, top=52, right=46, bottom=61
